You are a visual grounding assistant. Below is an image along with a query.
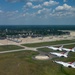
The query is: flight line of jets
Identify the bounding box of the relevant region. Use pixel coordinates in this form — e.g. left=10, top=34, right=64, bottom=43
left=46, top=45, right=75, bottom=68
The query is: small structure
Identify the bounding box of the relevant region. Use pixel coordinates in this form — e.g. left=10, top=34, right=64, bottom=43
left=35, top=55, right=49, bottom=60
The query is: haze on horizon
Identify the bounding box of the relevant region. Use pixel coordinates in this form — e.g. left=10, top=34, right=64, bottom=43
left=0, top=0, right=75, bottom=25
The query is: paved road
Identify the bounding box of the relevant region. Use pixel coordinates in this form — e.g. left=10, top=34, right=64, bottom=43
left=0, top=48, right=37, bottom=54
left=17, top=44, right=37, bottom=51
left=0, top=49, right=25, bottom=54
left=0, top=44, right=37, bottom=54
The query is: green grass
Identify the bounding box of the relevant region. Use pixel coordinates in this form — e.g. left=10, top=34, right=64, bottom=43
left=38, top=48, right=53, bottom=52
left=22, top=39, right=75, bottom=47
left=64, top=44, right=75, bottom=48
left=0, top=42, right=75, bottom=75
left=0, top=50, right=75, bottom=75
left=0, top=45, right=23, bottom=51
left=38, top=48, right=64, bottom=53
left=0, top=51, right=67, bottom=75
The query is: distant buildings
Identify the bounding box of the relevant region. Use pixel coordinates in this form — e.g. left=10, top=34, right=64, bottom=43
left=0, top=28, right=70, bottom=39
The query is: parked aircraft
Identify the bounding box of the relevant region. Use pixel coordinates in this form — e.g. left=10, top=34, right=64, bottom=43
left=62, top=47, right=75, bottom=52
left=50, top=51, right=69, bottom=58
left=47, top=45, right=63, bottom=51
left=54, top=61, right=75, bottom=68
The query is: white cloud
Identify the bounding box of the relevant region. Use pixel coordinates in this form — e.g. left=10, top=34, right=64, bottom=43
left=32, top=4, right=42, bottom=9
left=23, top=0, right=59, bottom=11
left=43, top=0, right=59, bottom=6
left=53, top=4, right=75, bottom=17
left=43, top=2, right=49, bottom=6
left=23, top=2, right=42, bottom=10
left=5, top=0, right=75, bottom=19
left=37, top=10, right=41, bottom=14
left=26, top=2, right=33, bottom=7
left=37, top=8, right=51, bottom=15
left=23, top=2, right=33, bottom=11
left=55, top=4, right=75, bottom=11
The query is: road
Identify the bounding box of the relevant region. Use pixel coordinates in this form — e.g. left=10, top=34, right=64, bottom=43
left=0, top=48, right=37, bottom=54
left=0, top=42, right=75, bottom=54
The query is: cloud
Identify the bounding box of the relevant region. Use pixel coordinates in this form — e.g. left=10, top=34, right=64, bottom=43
left=32, top=4, right=42, bottom=9
left=26, top=2, right=33, bottom=7
left=37, top=8, right=51, bottom=15
left=3, top=0, right=75, bottom=20
left=23, top=0, right=59, bottom=11
left=43, top=0, right=59, bottom=6
left=53, top=4, right=75, bottom=17
left=55, top=4, right=75, bottom=11
left=23, top=2, right=33, bottom=11
left=23, top=2, right=42, bottom=10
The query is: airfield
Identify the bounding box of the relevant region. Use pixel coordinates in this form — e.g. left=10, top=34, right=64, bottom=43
left=0, top=31, right=75, bottom=75
left=0, top=30, right=74, bottom=45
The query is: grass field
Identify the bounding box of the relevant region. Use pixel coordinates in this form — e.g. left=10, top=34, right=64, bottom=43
left=0, top=45, right=23, bottom=51
left=38, top=48, right=53, bottom=52
left=0, top=50, right=75, bottom=75
left=22, top=39, right=75, bottom=47
left=64, top=44, right=75, bottom=48
left=0, top=40, right=75, bottom=75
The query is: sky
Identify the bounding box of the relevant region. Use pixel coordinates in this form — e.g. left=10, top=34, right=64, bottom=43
left=0, top=0, right=75, bottom=25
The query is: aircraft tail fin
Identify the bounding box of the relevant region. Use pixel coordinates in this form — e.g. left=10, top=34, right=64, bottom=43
left=64, top=51, right=69, bottom=56
left=59, top=45, right=63, bottom=51
left=72, top=47, right=75, bottom=52
left=59, top=45, right=63, bottom=48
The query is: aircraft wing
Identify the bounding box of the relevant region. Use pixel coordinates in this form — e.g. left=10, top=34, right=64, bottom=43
left=62, top=48, right=70, bottom=51
left=50, top=52, right=60, bottom=56
left=54, top=61, right=65, bottom=65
